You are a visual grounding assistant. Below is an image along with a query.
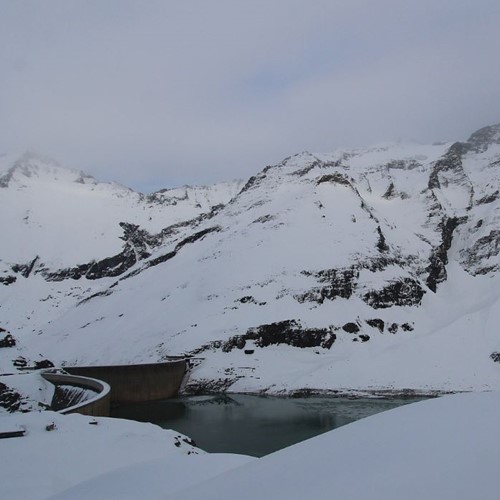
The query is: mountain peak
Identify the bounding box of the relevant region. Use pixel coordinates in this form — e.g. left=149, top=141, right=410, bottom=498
left=0, top=151, right=95, bottom=188
left=464, top=123, right=500, bottom=153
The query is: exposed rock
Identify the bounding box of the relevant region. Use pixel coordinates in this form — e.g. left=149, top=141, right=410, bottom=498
left=476, top=191, right=499, bottom=205
left=376, top=226, right=389, bottom=253
left=12, top=356, right=27, bottom=368
left=0, top=382, right=24, bottom=413
left=359, top=334, right=370, bottom=342
left=342, top=322, right=360, bottom=334
left=0, top=275, right=16, bottom=285
left=297, top=268, right=359, bottom=304
left=316, top=173, right=352, bottom=187
left=490, top=352, right=500, bottom=363
left=426, top=217, right=466, bottom=292
left=11, top=256, right=39, bottom=278
left=363, top=278, right=425, bottom=309
left=236, top=296, right=266, bottom=306
left=428, top=142, right=466, bottom=190
left=382, top=181, right=397, bottom=199
left=252, top=214, right=274, bottom=224
left=463, top=123, right=500, bottom=153
left=388, top=323, right=399, bottom=334
left=385, top=159, right=421, bottom=170
left=194, top=320, right=337, bottom=354
left=460, top=230, right=500, bottom=275
left=34, top=359, right=55, bottom=369
left=0, top=333, right=16, bottom=348
left=366, top=319, right=385, bottom=333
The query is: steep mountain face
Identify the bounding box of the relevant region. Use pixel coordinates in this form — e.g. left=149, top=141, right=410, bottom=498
left=0, top=153, right=243, bottom=353
left=2, top=125, right=500, bottom=395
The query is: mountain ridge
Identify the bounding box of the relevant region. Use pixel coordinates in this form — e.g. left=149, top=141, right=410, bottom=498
left=1, top=124, right=500, bottom=395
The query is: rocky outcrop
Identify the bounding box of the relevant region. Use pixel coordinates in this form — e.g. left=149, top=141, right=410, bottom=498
left=0, top=329, right=16, bottom=348
left=191, top=320, right=337, bottom=354
left=460, top=230, right=500, bottom=275
left=0, top=383, right=24, bottom=413
left=364, top=278, right=426, bottom=309
left=426, top=217, right=467, bottom=292
left=297, top=268, right=358, bottom=304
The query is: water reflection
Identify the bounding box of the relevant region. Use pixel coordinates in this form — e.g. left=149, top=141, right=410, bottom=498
left=112, top=394, right=424, bottom=457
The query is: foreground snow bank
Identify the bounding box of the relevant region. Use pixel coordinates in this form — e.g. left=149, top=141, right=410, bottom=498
left=163, top=391, right=500, bottom=500
left=0, top=411, right=254, bottom=500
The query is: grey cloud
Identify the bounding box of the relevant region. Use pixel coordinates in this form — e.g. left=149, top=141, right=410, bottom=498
left=1, top=0, right=500, bottom=192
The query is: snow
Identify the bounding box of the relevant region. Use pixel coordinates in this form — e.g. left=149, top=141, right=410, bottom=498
left=3, top=392, right=499, bottom=500
left=160, top=391, right=500, bottom=500
left=0, top=152, right=243, bottom=267
left=0, top=410, right=254, bottom=500
left=0, top=372, right=54, bottom=414
left=2, top=126, right=500, bottom=394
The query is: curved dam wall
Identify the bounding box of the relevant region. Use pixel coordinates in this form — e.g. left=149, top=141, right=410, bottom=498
left=65, top=360, right=188, bottom=404
left=41, top=372, right=111, bottom=417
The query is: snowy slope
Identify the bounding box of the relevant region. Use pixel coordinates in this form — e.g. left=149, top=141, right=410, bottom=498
left=0, top=410, right=253, bottom=500
left=0, top=152, right=243, bottom=268
left=1, top=125, right=500, bottom=393
left=160, top=391, right=500, bottom=500
left=0, top=153, right=243, bottom=364
left=3, top=392, right=498, bottom=500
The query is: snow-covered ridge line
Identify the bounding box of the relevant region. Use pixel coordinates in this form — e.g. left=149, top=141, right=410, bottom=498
left=1, top=124, right=500, bottom=395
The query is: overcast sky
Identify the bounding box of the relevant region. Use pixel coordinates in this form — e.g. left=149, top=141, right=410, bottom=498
left=1, top=1, right=500, bottom=192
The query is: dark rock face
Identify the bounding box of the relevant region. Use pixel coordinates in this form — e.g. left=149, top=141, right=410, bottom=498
left=0, top=332, right=16, bottom=348
left=0, top=275, right=17, bottom=285
left=144, top=226, right=221, bottom=272
left=44, top=222, right=221, bottom=283
left=236, top=296, right=266, bottom=306
left=460, top=230, right=500, bottom=275
left=0, top=382, right=24, bottom=413
left=193, top=320, right=337, bottom=354
left=363, top=278, right=425, bottom=309
left=376, top=226, right=389, bottom=253
left=12, top=356, right=27, bottom=368
left=366, top=319, right=385, bottom=333
left=226, top=320, right=337, bottom=350
left=297, top=268, right=359, bottom=304
left=464, top=123, right=500, bottom=153
left=382, top=181, right=397, bottom=199
left=476, top=191, right=499, bottom=205
left=33, top=359, right=54, bottom=369
left=342, top=322, right=360, bottom=334
left=388, top=323, right=399, bottom=334
left=316, top=173, right=352, bottom=187
left=428, top=142, right=465, bottom=190
left=490, top=352, right=500, bottom=363
left=252, top=214, right=274, bottom=224
left=43, top=222, right=157, bottom=282
left=11, top=256, right=39, bottom=278
left=426, top=217, right=466, bottom=292
left=238, top=165, right=273, bottom=194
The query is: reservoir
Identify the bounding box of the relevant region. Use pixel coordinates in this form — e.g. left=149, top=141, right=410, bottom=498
left=112, top=394, right=425, bottom=457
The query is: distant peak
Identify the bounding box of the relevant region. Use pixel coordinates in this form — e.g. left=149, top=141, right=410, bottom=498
left=464, top=123, right=500, bottom=153
left=0, top=152, right=95, bottom=188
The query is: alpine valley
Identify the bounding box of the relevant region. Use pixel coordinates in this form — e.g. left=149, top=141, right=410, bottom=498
left=2, top=124, right=500, bottom=399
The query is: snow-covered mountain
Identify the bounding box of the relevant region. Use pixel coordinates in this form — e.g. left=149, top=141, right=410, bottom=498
left=2, top=125, right=500, bottom=395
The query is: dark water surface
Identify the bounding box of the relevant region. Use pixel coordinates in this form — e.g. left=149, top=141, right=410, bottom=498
left=112, top=394, right=425, bottom=457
